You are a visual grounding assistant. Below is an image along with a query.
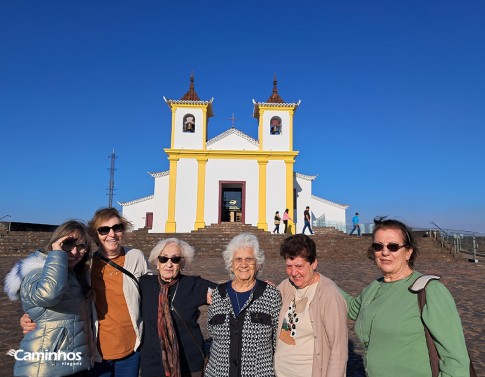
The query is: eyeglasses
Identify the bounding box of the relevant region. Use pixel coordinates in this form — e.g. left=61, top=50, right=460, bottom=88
left=233, top=257, right=256, bottom=265
left=62, top=239, right=88, bottom=253
left=158, top=256, right=184, bottom=264
left=97, top=223, right=124, bottom=235
left=371, top=242, right=407, bottom=252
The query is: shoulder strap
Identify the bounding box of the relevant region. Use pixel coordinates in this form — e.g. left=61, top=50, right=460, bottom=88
left=408, top=274, right=441, bottom=293
left=409, top=275, right=441, bottom=377
left=94, top=251, right=141, bottom=294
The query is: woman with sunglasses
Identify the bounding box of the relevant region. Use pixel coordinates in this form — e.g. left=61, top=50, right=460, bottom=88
left=139, top=238, right=217, bottom=377
left=87, top=207, right=150, bottom=377
left=5, top=220, right=94, bottom=376
left=339, top=217, right=471, bottom=377
left=205, top=233, right=282, bottom=377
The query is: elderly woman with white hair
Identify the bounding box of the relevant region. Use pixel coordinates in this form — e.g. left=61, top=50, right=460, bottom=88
left=139, top=238, right=217, bottom=377
left=205, top=233, right=282, bottom=377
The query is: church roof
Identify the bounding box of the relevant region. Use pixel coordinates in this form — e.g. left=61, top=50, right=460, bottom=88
left=312, top=194, right=349, bottom=209
left=295, top=172, right=317, bottom=181
left=163, top=73, right=214, bottom=117
left=148, top=170, right=170, bottom=178
left=207, top=127, right=259, bottom=147
left=118, top=195, right=154, bottom=207
left=181, top=72, right=200, bottom=101
left=267, top=74, right=284, bottom=103
left=252, top=76, right=300, bottom=118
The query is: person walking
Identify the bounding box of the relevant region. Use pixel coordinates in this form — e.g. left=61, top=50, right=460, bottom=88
left=282, top=209, right=292, bottom=234
left=349, top=212, right=361, bottom=236
left=302, top=206, right=314, bottom=235
left=273, top=211, right=281, bottom=234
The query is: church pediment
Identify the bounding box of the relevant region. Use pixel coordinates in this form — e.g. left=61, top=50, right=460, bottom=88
left=207, top=128, right=259, bottom=151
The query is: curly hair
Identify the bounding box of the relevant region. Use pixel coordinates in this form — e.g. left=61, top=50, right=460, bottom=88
left=279, top=233, right=317, bottom=264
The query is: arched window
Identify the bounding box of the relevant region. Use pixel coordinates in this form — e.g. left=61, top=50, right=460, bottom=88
left=183, top=114, right=196, bottom=133
left=270, top=116, right=282, bottom=135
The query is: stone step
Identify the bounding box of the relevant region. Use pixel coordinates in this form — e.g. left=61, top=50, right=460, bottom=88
left=0, top=225, right=457, bottom=262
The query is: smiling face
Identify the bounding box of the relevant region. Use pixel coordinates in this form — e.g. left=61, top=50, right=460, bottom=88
left=97, top=216, right=123, bottom=256
left=232, top=247, right=258, bottom=285
left=158, top=243, right=183, bottom=282
left=285, top=256, right=317, bottom=289
left=373, top=228, right=414, bottom=282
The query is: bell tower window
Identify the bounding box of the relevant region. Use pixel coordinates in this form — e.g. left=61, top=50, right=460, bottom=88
left=183, top=114, right=196, bottom=133
left=270, top=116, right=282, bottom=135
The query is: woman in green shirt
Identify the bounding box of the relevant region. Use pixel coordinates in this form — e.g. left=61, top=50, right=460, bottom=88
left=340, top=217, right=470, bottom=377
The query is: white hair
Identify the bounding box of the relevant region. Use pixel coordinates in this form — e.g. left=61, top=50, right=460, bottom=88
left=148, top=238, right=195, bottom=270
left=222, top=233, right=265, bottom=279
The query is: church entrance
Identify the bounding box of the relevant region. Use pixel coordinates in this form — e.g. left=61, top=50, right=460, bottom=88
left=219, top=181, right=245, bottom=223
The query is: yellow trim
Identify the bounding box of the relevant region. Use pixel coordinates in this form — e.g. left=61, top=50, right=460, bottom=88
left=257, top=158, right=268, bottom=230
left=165, top=157, right=178, bottom=232
left=164, top=148, right=298, bottom=160
left=258, top=109, right=265, bottom=151
left=194, top=157, right=207, bottom=230
left=202, top=108, right=207, bottom=150
left=285, top=159, right=295, bottom=234
left=170, top=107, right=176, bottom=148
left=289, top=109, right=294, bottom=152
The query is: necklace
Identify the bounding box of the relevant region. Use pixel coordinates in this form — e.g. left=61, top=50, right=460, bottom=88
left=169, top=281, right=179, bottom=310
left=234, top=281, right=257, bottom=314
left=294, top=274, right=315, bottom=313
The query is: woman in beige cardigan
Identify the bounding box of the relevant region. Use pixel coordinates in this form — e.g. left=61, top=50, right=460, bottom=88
left=274, top=234, right=348, bottom=377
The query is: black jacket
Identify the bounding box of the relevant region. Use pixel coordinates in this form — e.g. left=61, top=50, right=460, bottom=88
left=139, top=274, right=216, bottom=377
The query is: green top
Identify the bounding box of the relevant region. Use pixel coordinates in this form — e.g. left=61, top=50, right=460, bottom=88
left=340, top=271, right=470, bottom=377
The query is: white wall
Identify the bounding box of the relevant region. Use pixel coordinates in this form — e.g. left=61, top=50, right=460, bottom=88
left=266, top=160, right=287, bottom=228
left=122, top=196, right=155, bottom=231
left=261, top=110, right=291, bottom=151
left=150, top=175, right=169, bottom=233
left=174, top=158, right=198, bottom=232
left=205, top=159, right=259, bottom=226
left=173, top=108, right=205, bottom=149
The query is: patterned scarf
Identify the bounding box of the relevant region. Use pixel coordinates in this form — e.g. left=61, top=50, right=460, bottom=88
left=158, top=275, right=181, bottom=377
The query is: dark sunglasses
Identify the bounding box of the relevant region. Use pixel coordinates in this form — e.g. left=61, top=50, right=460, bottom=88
left=371, top=242, right=407, bottom=252
left=158, top=256, right=184, bottom=264
left=62, top=239, right=88, bottom=253
left=97, top=223, right=124, bottom=235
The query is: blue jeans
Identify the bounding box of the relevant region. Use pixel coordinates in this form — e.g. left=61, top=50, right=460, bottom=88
left=350, top=224, right=361, bottom=236
left=89, top=351, right=140, bottom=377
left=302, top=220, right=313, bottom=235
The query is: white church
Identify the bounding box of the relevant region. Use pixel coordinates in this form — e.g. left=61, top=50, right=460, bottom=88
left=120, top=75, right=348, bottom=233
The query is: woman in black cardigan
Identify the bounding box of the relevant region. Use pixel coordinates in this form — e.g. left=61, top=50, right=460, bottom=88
left=139, top=238, right=216, bottom=377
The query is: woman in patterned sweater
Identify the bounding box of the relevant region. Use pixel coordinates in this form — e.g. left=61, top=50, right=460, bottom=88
left=205, top=233, right=282, bottom=377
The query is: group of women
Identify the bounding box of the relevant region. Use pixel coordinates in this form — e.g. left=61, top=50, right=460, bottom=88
left=5, top=210, right=474, bottom=377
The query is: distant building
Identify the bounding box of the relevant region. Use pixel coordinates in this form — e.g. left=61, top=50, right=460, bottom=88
left=120, top=75, right=348, bottom=233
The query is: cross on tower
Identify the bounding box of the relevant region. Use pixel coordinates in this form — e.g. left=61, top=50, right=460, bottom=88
left=226, top=113, right=238, bottom=128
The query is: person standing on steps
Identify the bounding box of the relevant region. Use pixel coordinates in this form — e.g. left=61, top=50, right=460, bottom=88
left=273, top=211, right=281, bottom=234
left=302, top=206, right=314, bottom=235
left=349, top=212, right=361, bottom=236
left=282, top=209, right=293, bottom=234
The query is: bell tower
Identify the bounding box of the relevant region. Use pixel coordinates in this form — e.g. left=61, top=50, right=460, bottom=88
left=163, top=73, right=214, bottom=150
left=252, top=75, right=300, bottom=152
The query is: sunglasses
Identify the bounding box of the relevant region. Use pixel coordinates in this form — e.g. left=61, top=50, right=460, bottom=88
left=62, top=239, right=88, bottom=253
left=97, top=223, right=124, bottom=235
left=158, top=256, right=184, bottom=264
left=371, top=242, right=407, bottom=252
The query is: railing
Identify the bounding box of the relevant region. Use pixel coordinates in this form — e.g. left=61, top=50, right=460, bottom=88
left=313, top=218, right=374, bottom=234
left=427, top=222, right=483, bottom=262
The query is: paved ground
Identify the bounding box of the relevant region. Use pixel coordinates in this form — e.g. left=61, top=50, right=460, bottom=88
left=1, top=254, right=483, bottom=376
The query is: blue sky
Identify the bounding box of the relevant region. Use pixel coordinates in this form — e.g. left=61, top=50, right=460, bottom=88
left=1, top=1, right=484, bottom=233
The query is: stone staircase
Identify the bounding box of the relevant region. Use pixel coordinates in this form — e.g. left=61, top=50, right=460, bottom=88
left=0, top=223, right=458, bottom=262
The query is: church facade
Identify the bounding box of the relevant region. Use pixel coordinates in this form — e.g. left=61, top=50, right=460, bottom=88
left=120, top=76, right=348, bottom=233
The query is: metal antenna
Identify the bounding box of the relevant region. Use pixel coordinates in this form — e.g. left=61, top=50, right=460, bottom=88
left=107, top=149, right=117, bottom=207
